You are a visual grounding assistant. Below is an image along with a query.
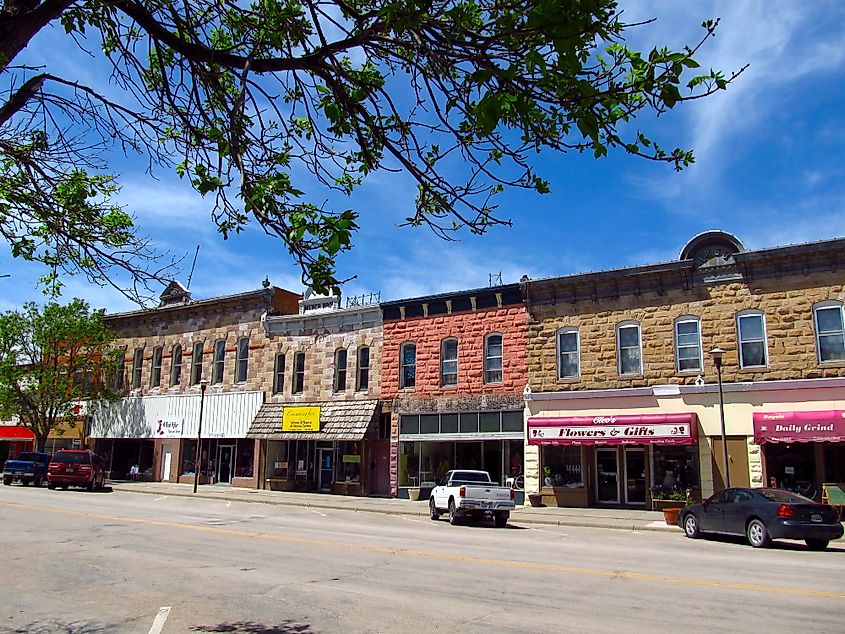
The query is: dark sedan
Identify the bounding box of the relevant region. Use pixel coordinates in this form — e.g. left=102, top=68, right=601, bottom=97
left=679, top=487, right=843, bottom=550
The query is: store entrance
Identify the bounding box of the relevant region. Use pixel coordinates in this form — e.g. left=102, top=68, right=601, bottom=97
left=318, top=448, right=334, bottom=491
left=216, top=444, right=234, bottom=484
left=595, top=449, right=619, bottom=503
left=624, top=448, right=646, bottom=505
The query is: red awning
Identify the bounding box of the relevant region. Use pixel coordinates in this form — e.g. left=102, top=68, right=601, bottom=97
left=528, top=413, right=697, bottom=446
left=0, top=426, right=35, bottom=442
left=753, top=410, right=845, bottom=444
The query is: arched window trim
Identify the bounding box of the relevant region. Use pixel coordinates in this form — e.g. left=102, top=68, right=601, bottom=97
left=813, top=300, right=845, bottom=363
left=736, top=309, right=768, bottom=368
left=556, top=327, right=580, bottom=380
left=170, top=344, right=183, bottom=387
left=674, top=315, right=703, bottom=374
left=399, top=341, right=416, bottom=389
left=190, top=341, right=204, bottom=385
left=150, top=345, right=163, bottom=387
left=616, top=320, right=642, bottom=376
left=440, top=337, right=459, bottom=387
left=484, top=332, right=504, bottom=384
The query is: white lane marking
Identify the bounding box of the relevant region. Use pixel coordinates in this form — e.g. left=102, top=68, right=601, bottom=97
left=148, top=606, right=171, bottom=634
left=153, top=496, right=168, bottom=502
left=310, top=509, right=328, bottom=518
left=226, top=501, right=232, bottom=508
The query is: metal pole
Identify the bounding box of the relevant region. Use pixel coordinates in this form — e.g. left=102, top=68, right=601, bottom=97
left=716, top=360, right=731, bottom=489
left=193, top=381, right=207, bottom=494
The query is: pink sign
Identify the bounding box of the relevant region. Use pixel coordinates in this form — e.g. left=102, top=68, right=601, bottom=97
left=527, top=413, right=696, bottom=446
left=753, top=410, right=845, bottom=444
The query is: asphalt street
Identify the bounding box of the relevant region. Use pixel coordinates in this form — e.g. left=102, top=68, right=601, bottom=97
left=2, top=485, right=844, bottom=633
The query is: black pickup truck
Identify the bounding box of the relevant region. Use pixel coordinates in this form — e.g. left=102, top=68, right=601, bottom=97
left=3, top=452, right=51, bottom=486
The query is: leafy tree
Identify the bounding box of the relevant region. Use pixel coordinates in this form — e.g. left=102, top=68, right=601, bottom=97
left=0, top=0, right=743, bottom=297
left=0, top=299, right=120, bottom=451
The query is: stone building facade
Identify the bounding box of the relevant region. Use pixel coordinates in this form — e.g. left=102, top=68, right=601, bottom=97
left=523, top=231, right=845, bottom=507
left=91, top=282, right=301, bottom=488
left=382, top=285, right=528, bottom=498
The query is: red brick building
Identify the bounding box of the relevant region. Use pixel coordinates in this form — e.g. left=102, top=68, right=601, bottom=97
left=381, top=284, right=528, bottom=497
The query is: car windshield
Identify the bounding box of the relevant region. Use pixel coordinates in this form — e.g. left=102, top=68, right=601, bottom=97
left=758, top=489, right=815, bottom=504
left=51, top=452, right=89, bottom=464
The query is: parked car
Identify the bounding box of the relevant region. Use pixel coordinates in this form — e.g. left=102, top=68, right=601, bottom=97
left=47, top=450, right=106, bottom=491
left=2, top=452, right=51, bottom=487
left=429, top=470, right=516, bottom=527
left=680, top=487, right=844, bottom=550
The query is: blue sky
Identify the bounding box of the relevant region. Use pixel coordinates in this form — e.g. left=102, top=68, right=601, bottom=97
left=2, top=1, right=845, bottom=313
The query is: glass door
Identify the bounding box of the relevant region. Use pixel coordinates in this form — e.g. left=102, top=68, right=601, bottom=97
left=624, top=448, right=646, bottom=505
left=216, top=445, right=234, bottom=484
left=318, top=448, right=334, bottom=491
left=595, top=448, right=619, bottom=503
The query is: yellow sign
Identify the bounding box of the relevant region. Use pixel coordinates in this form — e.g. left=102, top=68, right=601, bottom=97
left=282, top=406, right=321, bottom=432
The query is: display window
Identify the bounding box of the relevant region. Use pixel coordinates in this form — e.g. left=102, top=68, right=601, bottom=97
left=336, top=441, right=362, bottom=482
left=541, top=446, right=583, bottom=487
left=234, top=439, right=254, bottom=478
left=651, top=445, right=700, bottom=498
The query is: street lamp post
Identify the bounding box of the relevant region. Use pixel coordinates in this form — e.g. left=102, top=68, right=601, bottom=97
left=709, top=347, right=731, bottom=489
left=193, top=379, right=209, bottom=494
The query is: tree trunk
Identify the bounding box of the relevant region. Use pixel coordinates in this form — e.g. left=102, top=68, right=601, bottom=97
left=35, top=432, right=47, bottom=453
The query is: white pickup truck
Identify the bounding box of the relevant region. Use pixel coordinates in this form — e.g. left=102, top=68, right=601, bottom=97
left=429, top=470, right=516, bottom=527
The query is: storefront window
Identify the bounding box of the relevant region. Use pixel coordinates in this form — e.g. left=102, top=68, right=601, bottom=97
left=541, top=446, right=583, bottom=487
left=399, top=442, right=420, bottom=486
left=764, top=443, right=816, bottom=497
left=266, top=440, right=289, bottom=479
left=234, top=439, right=254, bottom=478
left=651, top=445, right=699, bottom=497
left=182, top=440, right=198, bottom=475
left=336, top=441, right=361, bottom=482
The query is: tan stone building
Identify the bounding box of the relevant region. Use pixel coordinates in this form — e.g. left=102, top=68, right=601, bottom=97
left=91, top=282, right=301, bottom=487
left=522, top=231, right=845, bottom=507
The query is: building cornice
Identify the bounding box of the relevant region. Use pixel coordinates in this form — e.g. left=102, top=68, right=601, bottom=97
left=262, top=304, right=382, bottom=336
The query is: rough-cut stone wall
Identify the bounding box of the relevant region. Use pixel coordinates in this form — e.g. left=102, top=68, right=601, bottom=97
left=382, top=305, right=528, bottom=400
left=527, top=273, right=845, bottom=391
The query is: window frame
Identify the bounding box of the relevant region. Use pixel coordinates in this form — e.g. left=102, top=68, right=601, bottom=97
left=356, top=346, right=370, bottom=392
left=616, top=321, right=643, bottom=376
left=334, top=348, right=348, bottom=392
left=674, top=316, right=703, bottom=373
left=212, top=340, right=226, bottom=384
left=170, top=344, right=183, bottom=387
left=132, top=348, right=143, bottom=389
left=556, top=327, right=580, bottom=380
left=273, top=353, right=286, bottom=395
left=400, top=342, right=416, bottom=389
left=293, top=351, right=306, bottom=394
left=736, top=310, right=768, bottom=369
left=150, top=345, right=163, bottom=387
left=440, top=337, right=458, bottom=387
left=235, top=337, right=249, bottom=383
left=484, top=333, right=503, bottom=384
left=190, top=341, right=203, bottom=385
left=813, top=301, right=845, bottom=363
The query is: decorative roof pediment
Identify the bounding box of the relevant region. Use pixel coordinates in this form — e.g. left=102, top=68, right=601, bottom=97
left=159, top=280, right=191, bottom=306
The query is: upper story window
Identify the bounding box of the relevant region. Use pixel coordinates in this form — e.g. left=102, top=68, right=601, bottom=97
left=400, top=342, right=416, bottom=389
left=115, top=352, right=126, bottom=391
left=557, top=328, right=579, bottom=379
left=814, top=301, right=845, bottom=362
left=191, top=341, right=203, bottom=385
left=235, top=337, right=249, bottom=383
left=213, top=340, right=225, bottom=384
left=675, top=317, right=702, bottom=373
left=440, top=338, right=458, bottom=386
left=170, top=344, right=183, bottom=387
left=293, top=351, right=306, bottom=394
left=356, top=346, right=370, bottom=391
left=334, top=348, right=348, bottom=392
left=150, top=346, right=163, bottom=387
left=737, top=311, right=768, bottom=368
left=132, top=348, right=143, bottom=389
left=484, top=333, right=503, bottom=384
left=617, top=322, right=642, bottom=375
left=273, top=353, right=286, bottom=394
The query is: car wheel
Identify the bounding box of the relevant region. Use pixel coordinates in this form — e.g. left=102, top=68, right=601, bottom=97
left=746, top=518, right=771, bottom=548
left=683, top=513, right=701, bottom=539
left=449, top=498, right=460, bottom=526
left=494, top=511, right=509, bottom=528
left=21, top=478, right=30, bottom=486
left=2, top=476, right=11, bottom=486
left=805, top=539, right=829, bottom=551
left=47, top=483, right=56, bottom=490
left=429, top=498, right=440, bottom=520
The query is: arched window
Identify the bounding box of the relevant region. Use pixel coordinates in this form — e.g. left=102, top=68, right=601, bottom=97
left=814, top=301, right=845, bottom=362
left=400, top=342, right=416, bottom=389
left=191, top=341, right=204, bottom=385
left=356, top=346, right=370, bottom=391
left=616, top=321, right=642, bottom=375
left=484, top=333, right=503, bottom=384
left=235, top=337, right=249, bottom=382
left=293, top=351, right=306, bottom=394
left=273, top=353, right=286, bottom=394
left=150, top=346, right=163, bottom=387
left=334, top=348, right=348, bottom=392
left=736, top=310, right=768, bottom=368
left=557, top=328, right=579, bottom=379
left=440, top=338, right=458, bottom=386
left=674, top=316, right=702, bottom=372
left=170, top=344, right=183, bottom=386
left=213, top=340, right=226, bottom=384
left=132, top=348, right=143, bottom=389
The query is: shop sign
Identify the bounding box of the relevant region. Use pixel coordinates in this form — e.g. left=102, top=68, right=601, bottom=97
left=753, top=410, right=845, bottom=444
left=155, top=418, right=184, bottom=438
left=528, top=413, right=696, bottom=446
left=342, top=454, right=361, bottom=463
left=282, top=406, right=321, bottom=432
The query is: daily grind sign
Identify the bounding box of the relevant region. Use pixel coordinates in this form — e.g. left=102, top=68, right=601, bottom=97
left=282, top=406, right=321, bottom=432
left=527, top=413, right=696, bottom=446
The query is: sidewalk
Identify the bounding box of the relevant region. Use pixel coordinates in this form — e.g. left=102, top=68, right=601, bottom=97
left=109, top=481, right=681, bottom=533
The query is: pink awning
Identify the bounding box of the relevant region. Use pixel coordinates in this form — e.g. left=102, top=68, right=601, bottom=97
left=528, top=413, right=697, bottom=446
left=753, top=410, right=845, bottom=444
left=0, top=426, right=35, bottom=442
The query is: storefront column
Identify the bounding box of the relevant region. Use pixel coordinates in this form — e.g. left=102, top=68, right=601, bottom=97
left=524, top=444, right=540, bottom=495
left=748, top=439, right=764, bottom=487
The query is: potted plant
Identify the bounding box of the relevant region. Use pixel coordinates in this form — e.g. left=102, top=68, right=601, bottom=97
left=652, top=489, right=694, bottom=525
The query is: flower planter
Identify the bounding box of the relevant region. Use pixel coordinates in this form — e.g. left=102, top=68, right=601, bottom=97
left=662, top=507, right=682, bottom=526
left=528, top=492, right=544, bottom=507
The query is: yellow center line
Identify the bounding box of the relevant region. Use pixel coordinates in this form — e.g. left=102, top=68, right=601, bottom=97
left=4, top=500, right=844, bottom=600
